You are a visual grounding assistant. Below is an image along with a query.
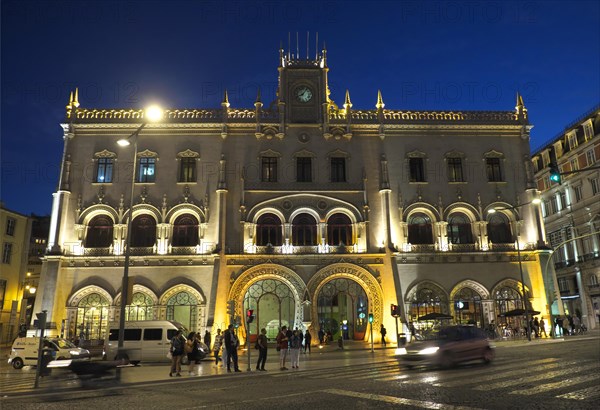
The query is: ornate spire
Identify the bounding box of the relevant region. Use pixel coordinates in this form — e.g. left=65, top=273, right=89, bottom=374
left=376, top=89, right=385, bottom=110
left=66, top=91, right=73, bottom=110
left=73, top=87, right=80, bottom=108
left=343, top=89, right=352, bottom=111
left=222, top=89, right=230, bottom=108
left=255, top=87, right=261, bottom=104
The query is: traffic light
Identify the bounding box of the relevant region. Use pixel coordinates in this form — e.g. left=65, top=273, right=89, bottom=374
left=390, top=304, right=399, bottom=317
left=368, top=313, right=374, bottom=323
left=234, top=316, right=241, bottom=328
left=246, top=309, right=255, bottom=324
left=549, top=163, right=562, bottom=185
left=227, top=300, right=235, bottom=317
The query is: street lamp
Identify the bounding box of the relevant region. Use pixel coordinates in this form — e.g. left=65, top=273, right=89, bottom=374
left=488, top=198, right=541, bottom=342
left=116, top=105, right=163, bottom=363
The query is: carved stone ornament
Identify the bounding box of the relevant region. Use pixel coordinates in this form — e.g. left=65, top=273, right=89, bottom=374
left=94, top=149, right=117, bottom=158
left=137, top=149, right=158, bottom=158
left=177, top=149, right=199, bottom=158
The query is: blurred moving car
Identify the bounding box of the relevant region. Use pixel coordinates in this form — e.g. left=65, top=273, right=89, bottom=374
left=8, top=337, right=91, bottom=369
left=396, top=325, right=494, bottom=369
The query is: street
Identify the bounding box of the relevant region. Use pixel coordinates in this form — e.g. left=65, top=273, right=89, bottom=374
left=1, top=336, right=599, bottom=409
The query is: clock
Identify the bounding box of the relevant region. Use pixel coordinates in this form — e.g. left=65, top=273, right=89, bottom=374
left=295, top=86, right=313, bottom=103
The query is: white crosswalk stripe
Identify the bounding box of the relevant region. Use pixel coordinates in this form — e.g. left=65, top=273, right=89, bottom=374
left=556, top=385, right=600, bottom=401
left=292, top=356, right=598, bottom=403
left=510, top=373, right=600, bottom=396
left=473, top=362, right=599, bottom=391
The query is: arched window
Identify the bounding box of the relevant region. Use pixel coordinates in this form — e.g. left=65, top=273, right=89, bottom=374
left=488, top=213, right=513, bottom=244
left=408, top=213, right=433, bottom=244
left=85, top=215, right=113, bottom=248
left=292, top=213, right=317, bottom=246
left=131, top=215, right=156, bottom=247
left=590, top=274, right=598, bottom=286
left=256, top=213, right=282, bottom=246
left=447, top=213, right=473, bottom=244
left=327, top=213, right=352, bottom=246
left=171, top=214, right=199, bottom=246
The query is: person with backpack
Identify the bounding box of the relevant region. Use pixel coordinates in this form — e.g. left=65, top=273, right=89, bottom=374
left=255, top=328, right=268, bottom=371
left=169, top=330, right=185, bottom=377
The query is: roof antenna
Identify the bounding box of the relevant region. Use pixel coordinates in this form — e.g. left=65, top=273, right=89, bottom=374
left=296, top=32, right=299, bottom=60
left=288, top=32, right=291, bottom=59
left=315, top=32, right=318, bottom=60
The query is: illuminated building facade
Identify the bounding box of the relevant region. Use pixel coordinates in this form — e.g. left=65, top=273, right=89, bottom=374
left=0, top=206, right=32, bottom=343
left=532, top=106, right=600, bottom=329
left=34, top=47, right=553, bottom=343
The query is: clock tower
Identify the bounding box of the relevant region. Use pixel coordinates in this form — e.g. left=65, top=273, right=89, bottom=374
left=277, top=45, right=330, bottom=124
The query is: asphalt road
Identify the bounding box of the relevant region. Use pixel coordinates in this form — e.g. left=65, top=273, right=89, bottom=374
left=2, top=336, right=599, bottom=409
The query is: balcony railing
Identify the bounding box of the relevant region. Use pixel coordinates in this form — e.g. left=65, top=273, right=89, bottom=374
left=129, top=246, right=155, bottom=256
left=170, top=246, right=197, bottom=255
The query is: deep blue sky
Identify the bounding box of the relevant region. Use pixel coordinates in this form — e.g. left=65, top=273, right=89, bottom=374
left=2, top=0, right=599, bottom=215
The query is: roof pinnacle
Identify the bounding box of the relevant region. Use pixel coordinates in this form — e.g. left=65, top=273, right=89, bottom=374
left=343, top=89, right=352, bottom=110
left=376, top=90, right=385, bottom=110
left=73, top=87, right=80, bottom=108
left=222, top=89, right=230, bottom=108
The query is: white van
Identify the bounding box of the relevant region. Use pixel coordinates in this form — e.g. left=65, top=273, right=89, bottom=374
left=9, top=337, right=91, bottom=369
left=104, top=320, right=207, bottom=364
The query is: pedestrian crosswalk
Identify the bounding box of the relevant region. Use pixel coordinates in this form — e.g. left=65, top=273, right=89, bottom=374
left=269, top=356, right=600, bottom=402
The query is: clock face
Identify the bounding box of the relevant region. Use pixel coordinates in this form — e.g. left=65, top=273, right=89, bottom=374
left=295, top=86, right=313, bottom=103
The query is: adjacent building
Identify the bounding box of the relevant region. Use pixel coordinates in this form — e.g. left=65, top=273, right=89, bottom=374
left=532, top=105, right=600, bottom=329
left=34, top=47, right=553, bottom=344
left=0, top=206, right=32, bottom=343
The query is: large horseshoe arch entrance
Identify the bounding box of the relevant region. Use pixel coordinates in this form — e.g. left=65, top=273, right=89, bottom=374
left=308, top=264, right=384, bottom=342
left=229, top=264, right=307, bottom=342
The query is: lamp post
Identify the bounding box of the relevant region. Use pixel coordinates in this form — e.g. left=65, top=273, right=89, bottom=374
left=488, top=198, right=541, bottom=342
left=115, top=106, right=162, bottom=364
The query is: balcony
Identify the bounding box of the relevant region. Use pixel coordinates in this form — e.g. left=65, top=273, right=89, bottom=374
left=252, top=244, right=359, bottom=255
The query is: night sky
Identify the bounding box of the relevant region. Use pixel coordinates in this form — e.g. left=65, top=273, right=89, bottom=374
left=1, top=0, right=599, bottom=215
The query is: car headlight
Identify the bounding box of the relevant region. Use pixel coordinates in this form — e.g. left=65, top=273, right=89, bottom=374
left=69, top=350, right=81, bottom=355
left=395, top=347, right=407, bottom=355
left=418, top=346, right=440, bottom=355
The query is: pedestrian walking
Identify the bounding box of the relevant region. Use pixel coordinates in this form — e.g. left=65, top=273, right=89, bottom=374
left=276, top=326, right=289, bottom=370
left=256, top=328, right=268, bottom=371
left=185, top=332, right=200, bottom=376
left=297, top=329, right=304, bottom=354
left=380, top=324, right=387, bottom=347
left=572, top=315, right=581, bottom=334
left=204, top=330, right=211, bottom=349
left=539, top=318, right=547, bottom=337
left=169, top=330, right=185, bottom=377
left=213, top=328, right=223, bottom=365
left=533, top=317, right=540, bottom=338
left=290, top=330, right=301, bottom=368
left=224, top=324, right=241, bottom=372
left=304, top=329, right=312, bottom=353
left=562, top=317, right=570, bottom=336
left=318, top=328, right=325, bottom=345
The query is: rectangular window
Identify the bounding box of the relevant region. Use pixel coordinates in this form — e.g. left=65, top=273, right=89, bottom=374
left=95, top=158, right=113, bottom=183
left=568, top=133, right=578, bottom=150
left=5, top=218, right=16, bottom=236
left=409, top=158, right=425, bottom=182
left=296, top=157, right=312, bottom=182
left=586, top=149, right=596, bottom=166
left=558, top=277, right=570, bottom=292
left=592, top=178, right=600, bottom=195
left=178, top=158, right=196, bottom=183
left=583, top=123, right=594, bottom=140
left=330, top=157, right=346, bottom=182
left=486, top=158, right=503, bottom=182
left=0, top=279, right=6, bottom=309
left=550, top=196, right=559, bottom=214
left=261, top=157, right=277, bottom=182
left=137, top=158, right=156, bottom=183
left=558, top=192, right=567, bottom=210
left=143, top=328, right=163, bottom=341
left=447, top=158, right=463, bottom=182
left=2, top=243, right=12, bottom=264
left=574, top=185, right=583, bottom=202
left=570, top=158, right=579, bottom=171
